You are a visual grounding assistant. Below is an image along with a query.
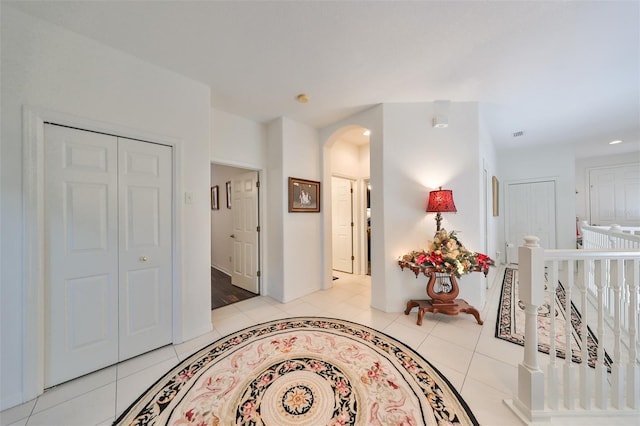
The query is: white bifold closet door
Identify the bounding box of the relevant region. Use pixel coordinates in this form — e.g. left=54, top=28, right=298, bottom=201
left=44, top=124, right=172, bottom=387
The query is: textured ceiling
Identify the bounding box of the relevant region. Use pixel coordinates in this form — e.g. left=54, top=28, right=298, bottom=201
left=6, top=0, right=639, bottom=158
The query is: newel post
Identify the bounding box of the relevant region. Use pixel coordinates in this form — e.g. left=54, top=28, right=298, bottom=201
left=513, top=236, right=548, bottom=421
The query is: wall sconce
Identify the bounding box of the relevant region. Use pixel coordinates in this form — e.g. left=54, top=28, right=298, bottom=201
left=432, top=100, right=450, bottom=128
left=426, top=187, right=457, bottom=231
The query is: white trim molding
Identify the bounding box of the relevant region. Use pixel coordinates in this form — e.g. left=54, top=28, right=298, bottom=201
left=21, top=105, right=184, bottom=402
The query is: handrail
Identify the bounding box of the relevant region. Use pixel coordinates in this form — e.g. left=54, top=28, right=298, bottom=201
left=544, top=249, right=639, bottom=260
left=505, top=236, right=640, bottom=423
left=580, top=222, right=640, bottom=250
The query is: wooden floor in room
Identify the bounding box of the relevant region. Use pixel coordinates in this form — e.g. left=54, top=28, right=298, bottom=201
left=211, top=267, right=258, bottom=310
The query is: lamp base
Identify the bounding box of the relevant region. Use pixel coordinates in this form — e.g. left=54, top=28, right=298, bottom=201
left=435, top=212, right=443, bottom=231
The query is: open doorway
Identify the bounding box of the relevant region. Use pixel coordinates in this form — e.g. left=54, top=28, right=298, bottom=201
left=329, top=127, right=370, bottom=277
left=210, top=163, right=260, bottom=309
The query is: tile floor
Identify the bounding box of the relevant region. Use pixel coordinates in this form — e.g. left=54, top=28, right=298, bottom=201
left=0, top=266, right=635, bottom=425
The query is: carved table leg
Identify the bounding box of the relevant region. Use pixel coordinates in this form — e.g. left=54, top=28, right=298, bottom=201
left=404, top=300, right=425, bottom=325
left=404, top=300, right=418, bottom=315
left=460, top=305, right=484, bottom=325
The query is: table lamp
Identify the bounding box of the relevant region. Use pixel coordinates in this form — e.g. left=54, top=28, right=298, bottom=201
left=426, top=187, right=457, bottom=231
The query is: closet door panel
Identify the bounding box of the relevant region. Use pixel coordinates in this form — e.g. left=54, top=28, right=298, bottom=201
left=118, top=138, right=173, bottom=360
left=45, top=124, right=119, bottom=387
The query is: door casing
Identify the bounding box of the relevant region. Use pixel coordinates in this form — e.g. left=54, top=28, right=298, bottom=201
left=504, top=178, right=557, bottom=263
left=22, top=106, right=184, bottom=401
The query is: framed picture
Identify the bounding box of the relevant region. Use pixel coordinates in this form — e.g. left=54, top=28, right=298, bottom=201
left=226, top=181, right=232, bottom=209
left=492, top=176, right=499, bottom=216
left=211, top=186, right=219, bottom=210
left=288, top=177, right=320, bottom=212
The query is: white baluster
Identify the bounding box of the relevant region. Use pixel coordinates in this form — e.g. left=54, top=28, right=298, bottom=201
left=611, top=259, right=625, bottom=408
left=548, top=260, right=559, bottom=409
left=595, top=259, right=609, bottom=408
left=512, top=236, right=548, bottom=421
left=628, top=258, right=639, bottom=409
left=564, top=259, right=576, bottom=409
left=578, top=259, right=592, bottom=409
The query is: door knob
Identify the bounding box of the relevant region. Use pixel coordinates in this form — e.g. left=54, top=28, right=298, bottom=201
left=230, top=234, right=235, bottom=238
left=140, top=256, right=149, bottom=262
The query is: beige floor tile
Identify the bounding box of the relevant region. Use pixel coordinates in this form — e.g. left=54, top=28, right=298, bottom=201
left=0, top=400, right=35, bottom=426
left=26, top=383, right=116, bottom=426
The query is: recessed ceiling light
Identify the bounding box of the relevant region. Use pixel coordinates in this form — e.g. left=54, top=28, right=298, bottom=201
left=609, top=140, right=623, bottom=145
left=363, top=130, right=371, bottom=136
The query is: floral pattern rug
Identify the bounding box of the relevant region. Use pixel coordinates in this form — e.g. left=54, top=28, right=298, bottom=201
left=114, top=317, right=478, bottom=425
left=495, top=268, right=611, bottom=370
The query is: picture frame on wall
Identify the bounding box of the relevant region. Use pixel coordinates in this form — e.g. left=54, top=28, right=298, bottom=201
left=288, top=177, right=320, bottom=212
left=492, top=176, right=499, bottom=216
left=211, top=185, right=219, bottom=210
left=226, top=181, right=232, bottom=209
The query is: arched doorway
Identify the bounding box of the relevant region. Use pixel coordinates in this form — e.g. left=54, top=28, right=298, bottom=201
left=323, top=125, right=370, bottom=280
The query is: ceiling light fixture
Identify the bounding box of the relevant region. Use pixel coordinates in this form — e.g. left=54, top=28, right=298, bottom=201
left=609, top=140, right=622, bottom=145
left=296, top=93, right=309, bottom=103
left=363, top=130, right=371, bottom=136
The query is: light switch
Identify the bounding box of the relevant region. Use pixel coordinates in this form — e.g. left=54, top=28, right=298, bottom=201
left=185, top=192, right=193, bottom=204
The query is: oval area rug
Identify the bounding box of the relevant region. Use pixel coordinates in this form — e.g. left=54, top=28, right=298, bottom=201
left=114, top=317, right=478, bottom=425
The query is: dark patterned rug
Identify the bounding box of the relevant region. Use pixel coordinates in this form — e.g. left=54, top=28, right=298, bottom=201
left=114, top=317, right=478, bottom=425
left=496, top=268, right=611, bottom=370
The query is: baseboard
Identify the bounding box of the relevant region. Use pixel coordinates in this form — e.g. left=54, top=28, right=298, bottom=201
left=180, top=321, right=213, bottom=344
left=211, top=264, right=231, bottom=277
left=0, top=390, right=25, bottom=412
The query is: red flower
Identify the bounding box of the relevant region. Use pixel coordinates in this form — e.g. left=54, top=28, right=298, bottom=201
left=185, top=409, right=195, bottom=421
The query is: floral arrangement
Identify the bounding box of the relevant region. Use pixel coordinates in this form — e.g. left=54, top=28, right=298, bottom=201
left=398, top=229, right=495, bottom=277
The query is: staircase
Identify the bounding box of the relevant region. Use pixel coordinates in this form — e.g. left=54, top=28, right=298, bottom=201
left=505, top=235, right=639, bottom=424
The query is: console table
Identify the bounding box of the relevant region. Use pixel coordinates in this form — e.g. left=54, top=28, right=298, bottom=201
left=399, top=261, right=487, bottom=326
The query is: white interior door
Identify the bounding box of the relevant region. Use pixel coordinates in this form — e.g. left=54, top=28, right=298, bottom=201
left=589, top=164, right=640, bottom=226
left=45, top=125, right=173, bottom=387
left=117, top=138, right=172, bottom=360
left=231, top=171, right=259, bottom=293
left=45, top=125, right=119, bottom=386
left=505, top=180, right=556, bottom=263
left=332, top=176, right=354, bottom=273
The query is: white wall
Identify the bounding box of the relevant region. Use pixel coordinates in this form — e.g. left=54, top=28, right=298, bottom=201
left=331, top=140, right=362, bottom=178
left=498, top=143, right=577, bottom=251
left=262, top=117, right=322, bottom=302
left=478, top=107, right=500, bottom=272
left=281, top=118, right=323, bottom=301
left=1, top=6, right=212, bottom=409
left=359, top=144, right=371, bottom=178
left=320, top=103, right=493, bottom=312
left=211, top=109, right=266, bottom=169
left=575, top=152, right=640, bottom=223
left=381, top=102, right=487, bottom=311
left=265, top=119, right=285, bottom=301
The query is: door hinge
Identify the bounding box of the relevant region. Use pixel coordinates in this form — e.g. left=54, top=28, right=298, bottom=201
left=257, top=226, right=261, bottom=232
left=351, top=256, right=355, bottom=261
left=257, top=270, right=261, bottom=277
left=256, top=181, right=260, bottom=188
left=350, top=188, right=353, bottom=193
left=351, top=222, right=354, bottom=227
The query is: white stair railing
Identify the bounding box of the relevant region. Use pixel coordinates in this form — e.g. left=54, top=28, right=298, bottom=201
left=580, top=222, right=640, bottom=250
left=580, top=222, right=640, bottom=335
left=506, top=236, right=640, bottom=423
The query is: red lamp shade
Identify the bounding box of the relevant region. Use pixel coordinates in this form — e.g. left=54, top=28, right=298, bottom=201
left=426, top=188, right=457, bottom=213
left=426, top=187, right=456, bottom=231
